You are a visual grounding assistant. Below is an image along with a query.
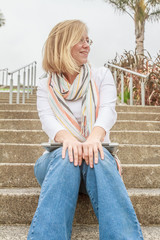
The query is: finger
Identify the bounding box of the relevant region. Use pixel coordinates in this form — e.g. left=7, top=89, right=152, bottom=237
left=98, top=143, right=104, bottom=160
left=73, top=146, right=78, bottom=166
left=94, top=145, right=98, bottom=164
left=83, top=145, right=89, bottom=165
left=89, top=146, right=93, bottom=168
left=68, top=145, right=73, bottom=162
left=62, top=144, right=67, bottom=159
left=78, top=146, right=83, bottom=166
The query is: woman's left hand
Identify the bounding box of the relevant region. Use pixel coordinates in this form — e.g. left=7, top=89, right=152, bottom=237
left=82, top=138, right=104, bottom=168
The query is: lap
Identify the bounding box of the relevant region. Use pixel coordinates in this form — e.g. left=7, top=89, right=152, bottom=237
left=34, top=147, right=80, bottom=186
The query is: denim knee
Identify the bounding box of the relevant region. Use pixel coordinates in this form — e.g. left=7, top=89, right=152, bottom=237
left=34, top=147, right=63, bottom=186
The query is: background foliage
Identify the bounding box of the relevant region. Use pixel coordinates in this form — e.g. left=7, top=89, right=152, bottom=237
left=108, top=50, right=160, bottom=105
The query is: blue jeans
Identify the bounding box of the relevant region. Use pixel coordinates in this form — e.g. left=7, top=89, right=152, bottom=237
left=27, top=147, right=144, bottom=240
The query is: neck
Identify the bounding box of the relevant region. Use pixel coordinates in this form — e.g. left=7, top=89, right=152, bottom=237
left=63, top=72, right=79, bottom=84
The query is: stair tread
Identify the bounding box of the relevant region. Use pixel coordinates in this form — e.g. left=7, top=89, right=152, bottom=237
left=1, top=142, right=160, bottom=147
left=1, top=109, right=160, bottom=114
left=0, top=224, right=160, bottom=240
left=1, top=187, right=160, bottom=195
left=1, top=129, right=160, bottom=132
left=1, top=163, right=160, bottom=167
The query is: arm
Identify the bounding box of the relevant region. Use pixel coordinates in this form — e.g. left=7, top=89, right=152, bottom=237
left=37, top=78, right=83, bottom=166
left=83, top=68, right=117, bottom=168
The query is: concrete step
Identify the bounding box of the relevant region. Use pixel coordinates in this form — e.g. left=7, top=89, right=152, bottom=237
left=0, top=110, right=160, bottom=121
left=116, top=105, right=160, bottom=113
left=110, top=131, right=160, bottom=145
left=1, top=143, right=159, bottom=164
left=118, top=144, right=160, bottom=164
left=0, top=119, right=41, bottom=130
left=0, top=104, right=37, bottom=111
left=1, top=119, right=159, bottom=131
left=117, top=112, right=160, bottom=121
left=0, top=104, right=160, bottom=112
left=0, top=188, right=160, bottom=225
left=1, top=224, right=160, bottom=240
left=0, top=163, right=160, bottom=188
left=0, top=100, right=36, bottom=104
left=112, top=120, right=160, bottom=131
left=0, top=92, right=36, bottom=98
left=1, top=130, right=160, bottom=145
left=0, top=224, right=160, bottom=240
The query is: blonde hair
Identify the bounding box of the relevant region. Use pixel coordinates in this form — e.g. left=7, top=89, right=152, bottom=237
left=42, top=20, right=88, bottom=75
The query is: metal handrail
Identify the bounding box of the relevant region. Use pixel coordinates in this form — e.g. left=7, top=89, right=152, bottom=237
left=8, top=61, right=36, bottom=74
left=0, top=68, right=8, bottom=72
left=105, top=63, right=150, bottom=106
left=0, top=68, right=8, bottom=86
left=0, top=61, right=37, bottom=104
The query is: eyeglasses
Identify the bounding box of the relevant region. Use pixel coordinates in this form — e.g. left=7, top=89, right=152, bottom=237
left=79, top=38, right=93, bottom=46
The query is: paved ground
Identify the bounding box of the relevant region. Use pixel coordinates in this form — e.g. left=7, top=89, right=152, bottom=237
left=0, top=225, right=160, bottom=240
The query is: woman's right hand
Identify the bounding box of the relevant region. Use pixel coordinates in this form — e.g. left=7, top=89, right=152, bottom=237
left=54, top=130, right=83, bottom=166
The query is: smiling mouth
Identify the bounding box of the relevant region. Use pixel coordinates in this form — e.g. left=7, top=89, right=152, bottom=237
left=80, top=52, right=89, bottom=55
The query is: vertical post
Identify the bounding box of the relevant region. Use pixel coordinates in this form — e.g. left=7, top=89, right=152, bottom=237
left=121, top=72, right=124, bottom=104
left=27, top=67, right=30, bottom=99
left=22, top=68, right=26, bottom=104
left=6, top=69, right=8, bottom=86
left=114, top=69, right=117, bottom=87
left=9, top=74, right=13, bottom=104
left=141, top=79, right=145, bottom=106
left=34, top=62, right=37, bottom=88
left=2, top=71, right=4, bottom=85
left=17, top=71, right=20, bottom=104
left=129, top=75, right=133, bottom=105
left=31, top=64, right=33, bottom=94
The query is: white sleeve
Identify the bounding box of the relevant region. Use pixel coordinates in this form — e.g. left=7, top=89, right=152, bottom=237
left=93, top=68, right=117, bottom=133
left=37, top=78, right=65, bottom=140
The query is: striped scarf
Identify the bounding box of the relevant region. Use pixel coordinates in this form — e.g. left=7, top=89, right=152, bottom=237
left=48, top=64, right=99, bottom=142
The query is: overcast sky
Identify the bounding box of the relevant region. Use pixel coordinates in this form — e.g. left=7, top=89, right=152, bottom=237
left=0, top=0, right=160, bottom=79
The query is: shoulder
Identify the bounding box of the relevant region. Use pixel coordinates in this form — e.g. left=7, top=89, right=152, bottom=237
left=37, top=73, right=49, bottom=90
left=91, top=66, right=114, bottom=87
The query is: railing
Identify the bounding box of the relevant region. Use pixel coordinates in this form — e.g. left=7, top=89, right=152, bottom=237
left=0, top=61, right=37, bottom=104
left=105, top=63, right=150, bottom=106
left=0, top=68, right=8, bottom=86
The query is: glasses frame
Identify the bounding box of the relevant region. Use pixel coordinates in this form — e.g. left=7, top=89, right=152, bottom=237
left=79, top=38, right=93, bottom=46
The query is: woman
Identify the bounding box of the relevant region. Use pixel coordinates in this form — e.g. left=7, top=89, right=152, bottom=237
left=27, top=20, right=144, bottom=240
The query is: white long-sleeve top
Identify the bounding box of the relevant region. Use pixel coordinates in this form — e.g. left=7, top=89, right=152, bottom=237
left=37, top=66, right=117, bottom=143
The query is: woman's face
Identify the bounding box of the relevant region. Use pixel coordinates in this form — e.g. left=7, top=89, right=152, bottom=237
left=71, top=31, right=91, bottom=66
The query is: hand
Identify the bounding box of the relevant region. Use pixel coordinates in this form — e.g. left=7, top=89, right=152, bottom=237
left=62, top=137, right=83, bottom=167
left=55, top=130, right=83, bottom=166
left=82, top=138, right=104, bottom=168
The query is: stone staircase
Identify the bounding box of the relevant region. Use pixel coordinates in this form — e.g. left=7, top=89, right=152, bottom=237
left=0, top=92, right=160, bottom=239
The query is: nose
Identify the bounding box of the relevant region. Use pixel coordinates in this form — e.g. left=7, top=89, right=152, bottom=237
left=83, top=41, right=90, bottom=48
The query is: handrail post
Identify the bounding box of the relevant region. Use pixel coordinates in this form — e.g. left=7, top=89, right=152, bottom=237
left=31, top=64, right=33, bottom=94
left=121, top=72, right=124, bottom=104
left=34, top=63, right=37, bottom=88
left=6, top=69, right=8, bottom=86
left=2, top=71, right=4, bottom=85
left=9, top=74, right=13, bottom=104
left=114, top=69, right=117, bottom=87
left=141, top=79, right=145, bottom=106
left=22, top=69, right=26, bottom=104
left=17, top=71, right=21, bottom=104
left=27, top=67, right=30, bottom=99
left=129, top=75, right=133, bottom=105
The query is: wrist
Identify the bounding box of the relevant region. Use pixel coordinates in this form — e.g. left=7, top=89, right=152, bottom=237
left=55, top=130, right=74, bottom=143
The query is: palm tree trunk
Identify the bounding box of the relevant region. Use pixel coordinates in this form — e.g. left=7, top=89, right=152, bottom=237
left=135, top=20, right=145, bottom=56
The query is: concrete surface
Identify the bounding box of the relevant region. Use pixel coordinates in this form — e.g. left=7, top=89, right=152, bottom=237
left=1, top=163, right=160, bottom=188
left=1, top=129, right=160, bottom=145
left=1, top=143, right=160, bottom=164
left=0, top=188, right=160, bottom=225
left=0, top=224, right=160, bottom=240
